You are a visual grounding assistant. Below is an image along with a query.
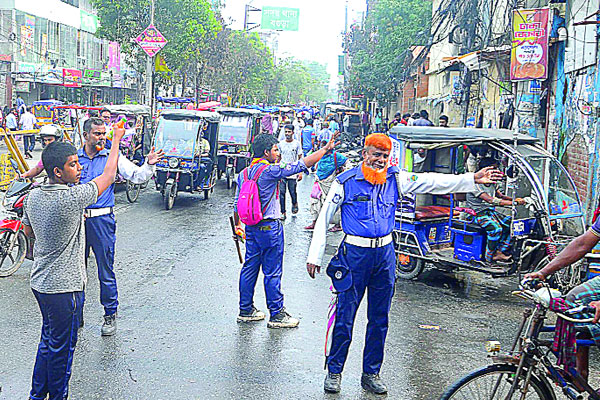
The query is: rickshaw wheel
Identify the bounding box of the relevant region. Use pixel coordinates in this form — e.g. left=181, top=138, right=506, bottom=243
left=163, top=182, right=176, bottom=210
left=126, top=181, right=141, bottom=203
left=226, top=171, right=232, bottom=189
left=393, top=232, right=424, bottom=280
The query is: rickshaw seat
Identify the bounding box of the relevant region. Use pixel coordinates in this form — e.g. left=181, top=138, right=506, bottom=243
left=452, top=219, right=486, bottom=233
left=415, top=206, right=458, bottom=221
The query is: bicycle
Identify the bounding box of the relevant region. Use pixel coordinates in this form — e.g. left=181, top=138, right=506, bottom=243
left=440, top=281, right=600, bottom=400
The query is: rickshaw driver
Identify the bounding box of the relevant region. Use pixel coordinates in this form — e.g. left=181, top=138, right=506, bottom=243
left=466, top=157, right=526, bottom=263
left=78, top=117, right=165, bottom=336
left=306, top=133, right=503, bottom=395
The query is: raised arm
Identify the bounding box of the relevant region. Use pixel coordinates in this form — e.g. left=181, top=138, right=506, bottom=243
left=92, top=123, right=125, bottom=195
left=302, top=131, right=339, bottom=168
left=306, top=180, right=344, bottom=278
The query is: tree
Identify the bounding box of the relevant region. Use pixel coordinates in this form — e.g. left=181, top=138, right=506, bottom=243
left=347, top=0, right=432, bottom=103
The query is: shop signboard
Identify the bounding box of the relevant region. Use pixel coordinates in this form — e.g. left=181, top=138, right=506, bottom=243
left=63, top=68, right=82, bottom=87
left=261, top=7, right=300, bottom=31
left=510, top=8, right=550, bottom=81
left=39, top=67, right=64, bottom=85
left=100, top=71, right=111, bottom=87
left=83, top=69, right=101, bottom=85
left=112, top=74, right=123, bottom=88
left=135, top=25, right=167, bottom=57
left=15, top=81, right=30, bottom=93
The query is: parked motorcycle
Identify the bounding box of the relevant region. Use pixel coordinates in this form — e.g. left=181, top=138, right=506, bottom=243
left=0, top=179, right=33, bottom=277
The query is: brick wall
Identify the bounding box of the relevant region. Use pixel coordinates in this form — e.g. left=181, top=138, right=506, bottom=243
left=564, top=134, right=589, bottom=203
left=400, top=78, right=415, bottom=114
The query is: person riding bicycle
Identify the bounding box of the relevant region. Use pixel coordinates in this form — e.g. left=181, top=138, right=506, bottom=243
left=525, top=218, right=600, bottom=382
left=21, top=124, right=65, bottom=179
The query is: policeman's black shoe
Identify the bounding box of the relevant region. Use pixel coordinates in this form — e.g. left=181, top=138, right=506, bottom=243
left=324, top=372, right=342, bottom=393
left=361, top=373, right=388, bottom=394
left=237, top=306, right=266, bottom=322
left=101, top=313, right=117, bottom=336
left=267, top=308, right=299, bottom=328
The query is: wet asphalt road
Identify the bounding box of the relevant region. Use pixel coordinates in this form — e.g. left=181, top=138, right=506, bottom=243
left=0, top=175, right=562, bottom=399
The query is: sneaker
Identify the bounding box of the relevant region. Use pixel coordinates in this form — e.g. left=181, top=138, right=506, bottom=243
left=324, top=372, right=342, bottom=393
left=292, top=204, right=299, bottom=214
left=237, top=307, right=266, bottom=322
left=101, top=314, right=117, bottom=336
left=361, top=373, right=387, bottom=394
left=267, top=309, right=299, bottom=329
left=281, top=213, right=286, bottom=220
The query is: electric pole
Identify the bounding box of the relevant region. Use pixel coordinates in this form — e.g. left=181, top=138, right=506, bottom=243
left=145, top=0, right=155, bottom=113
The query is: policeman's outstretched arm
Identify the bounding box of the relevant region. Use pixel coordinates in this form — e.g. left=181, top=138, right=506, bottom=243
left=302, top=131, right=340, bottom=168
left=396, top=166, right=503, bottom=197
left=92, top=123, right=125, bottom=195
left=306, top=180, right=344, bottom=278
left=524, top=230, right=600, bottom=281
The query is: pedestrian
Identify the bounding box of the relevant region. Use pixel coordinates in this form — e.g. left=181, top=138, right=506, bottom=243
left=374, top=109, right=382, bottom=132
left=22, top=125, right=125, bottom=400
left=305, top=133, right=501, bottom=394
left=318, top=121, right=334, bottom=144
left=407, top=112, right=420, bottom=126
left=328, top=116, right=340, bottom=134
left=20, top=106, right=38, bottom=158
left=6, top=107, right=18, bottom=131
left=234, top=132, right=339, bottom=328
left=278, top=124, right=302, bottom=218
left=301, top=118, right=316, bottom=156
left=342, top=112, right=350, bottom=133
left=293, top=114, right=305, bottom=139
left=400, top=113, right=411, bottom=126
left=305, top=140, right=348, bottom=231
left=16, top=95, right=26, bottom=116
left=99, top=108, right=113, bottom=144
left=413, top=110, right=434, bottom=126
left=79, top=117, right=164, bottom=335
left=361, top=110, right=371, bottom=136
left=69, top=107, right=78, bottom=128
left=388, top=112, right=402, bottom=129
left=313, top=114, right=321, bottom=132
left=439, top=114, right=449, bottom=127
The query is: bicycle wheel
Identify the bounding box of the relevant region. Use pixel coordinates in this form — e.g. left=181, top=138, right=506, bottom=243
left=126, top=180, right=141, bottom=203
left=0, top=229, right=27, bottom=277
left=440, top=364, right=554, bottom=400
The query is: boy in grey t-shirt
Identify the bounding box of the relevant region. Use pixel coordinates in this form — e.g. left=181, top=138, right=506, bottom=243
left=278, top=124, right=302, bottom=217
left=23, top=125, right=124, bottom=400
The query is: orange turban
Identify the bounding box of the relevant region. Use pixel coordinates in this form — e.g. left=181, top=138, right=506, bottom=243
left=364, top=133, right=392, bottom=151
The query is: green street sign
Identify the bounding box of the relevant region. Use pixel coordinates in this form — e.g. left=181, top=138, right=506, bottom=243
left=338, top=55, right=344, bottom=76
left=261, top=7, right=299, bottom=31
left=80, top=10, right=98, bottom=33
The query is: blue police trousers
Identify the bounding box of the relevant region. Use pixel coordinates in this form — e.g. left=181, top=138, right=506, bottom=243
left=85, top=214, right=118, bottom=316
left=327, top=242, right=396, bottom=375
left=239, top=220, right=285, bottom=316
left=30, top=290, right=84, bottom=400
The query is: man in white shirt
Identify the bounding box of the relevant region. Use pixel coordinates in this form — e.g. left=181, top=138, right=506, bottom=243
left=6, top=107, right=17, bottom=131
left=278, top=124, right=303, bottom=217
left=19, top=106, right=38, bottom=158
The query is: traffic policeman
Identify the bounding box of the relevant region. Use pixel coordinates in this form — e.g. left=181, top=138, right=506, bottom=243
left=79, top=117, right=164, bottom=335
left=306, top=133, right=501, bottom=394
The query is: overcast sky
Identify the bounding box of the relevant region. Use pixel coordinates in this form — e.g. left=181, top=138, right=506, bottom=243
left=221, top=0, right=367, bottom=88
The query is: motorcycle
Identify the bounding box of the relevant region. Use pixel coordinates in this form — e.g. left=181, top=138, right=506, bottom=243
left=0, top=179, right=33, bottom=277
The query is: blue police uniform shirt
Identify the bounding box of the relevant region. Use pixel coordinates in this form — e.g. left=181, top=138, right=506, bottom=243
left=78, top=147, right=115, bottom=209
left=234, top=160, right=308, bottom=220
left=336, top=165, right=399, bottom=238
left=301, top=126, right=315, bottom=151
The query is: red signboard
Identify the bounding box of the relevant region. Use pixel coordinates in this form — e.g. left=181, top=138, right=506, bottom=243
left=135, top=25, right=167, bottom=57
left=63, top=68, right=82, bottom=87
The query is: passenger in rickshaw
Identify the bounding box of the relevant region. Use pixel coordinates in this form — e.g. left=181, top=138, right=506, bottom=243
left=466, top=157, right=526, bottom=263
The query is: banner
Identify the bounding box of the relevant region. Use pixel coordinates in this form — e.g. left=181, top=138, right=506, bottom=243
left=63, top=68, right=82, bottom=87
left=510, top=8, right=550, bottom=81
left=155, top=54, right=170, bottom=73
left=107, top=41, right=121, bottom=73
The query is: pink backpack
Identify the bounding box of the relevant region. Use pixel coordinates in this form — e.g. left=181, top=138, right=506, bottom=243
left=237, top=164, right=275, bottom=226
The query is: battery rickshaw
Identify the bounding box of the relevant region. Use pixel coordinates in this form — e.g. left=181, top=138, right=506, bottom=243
left=152, top=109, right=220, bottom=209
left=391, top=127, right=586, bottom=291
left=32, top=100, right=63, bottom=126
left=216, top=107, right=262, bottom=189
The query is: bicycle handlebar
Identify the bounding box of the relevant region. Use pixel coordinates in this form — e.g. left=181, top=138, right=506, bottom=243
left=512, top=289, right=596, bottom=323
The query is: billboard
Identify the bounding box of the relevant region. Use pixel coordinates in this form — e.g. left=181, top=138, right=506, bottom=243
left=510, top=8, right=550, bottom=81
left=261, top=6, right=299, bottom=31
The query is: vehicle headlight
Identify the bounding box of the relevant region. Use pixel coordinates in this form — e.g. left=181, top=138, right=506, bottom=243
left=168, top=158, right=179, bottom=168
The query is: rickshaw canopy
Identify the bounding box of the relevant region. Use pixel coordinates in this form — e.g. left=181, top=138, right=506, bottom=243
left=160, top=109, right=221, bottom=123
left=156, top=96, right=194, bottom=104
left=32, top=100, right=63, bottom=107
left=195, top=101, right=221, bottom=111
left=389, top=127, right=540, bottom=148
left=102, top=104, right=151, bottom=116
left=216, top=107, right=263, bottom=117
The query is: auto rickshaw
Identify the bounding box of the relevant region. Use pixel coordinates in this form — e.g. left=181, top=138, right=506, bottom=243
left=32, top=100, right=63, bottom=126
left=216, top=107, right=262, bottom=189
left=152, top=109, right=220, bottom=209
left=102, top=104, right=153, bottom=202
left=391, top=126, right=586, bottom=292
left=323, top=103, right=361, bottom=134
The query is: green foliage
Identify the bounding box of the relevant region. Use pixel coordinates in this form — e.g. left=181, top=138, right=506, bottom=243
left=348, top=0, right=432, bottom=102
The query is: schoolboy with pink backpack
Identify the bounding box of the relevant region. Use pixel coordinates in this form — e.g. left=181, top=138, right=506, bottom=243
left=234, top=133, right=338, bottom=328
